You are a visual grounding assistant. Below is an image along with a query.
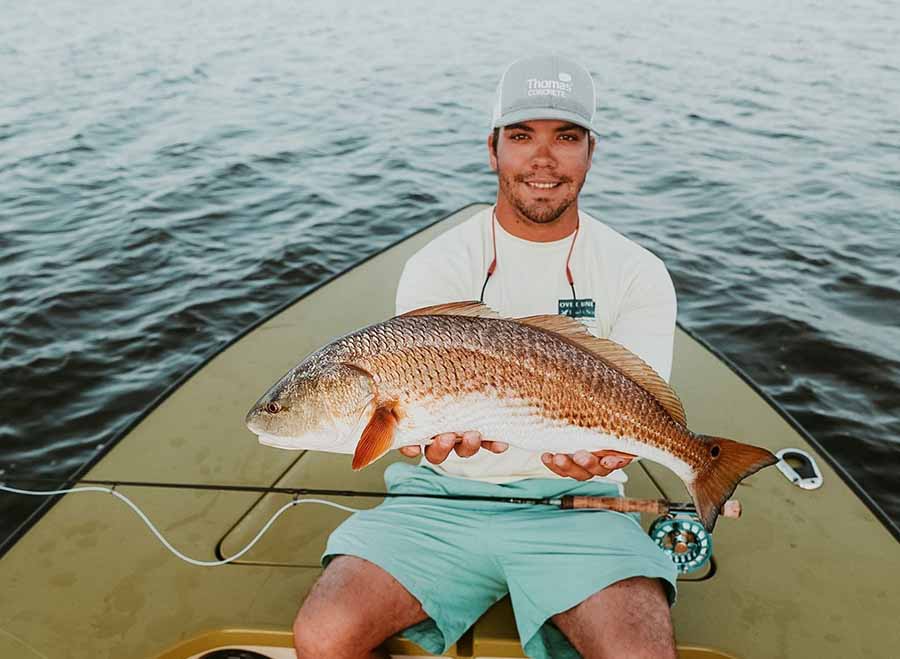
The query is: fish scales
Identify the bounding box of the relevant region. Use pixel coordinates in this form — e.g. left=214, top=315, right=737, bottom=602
left=331, top=315, right=687, bottom=457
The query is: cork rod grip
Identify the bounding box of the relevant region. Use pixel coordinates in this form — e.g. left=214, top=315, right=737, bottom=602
left=560, top=496, right=743, bottom=519
left=561, top=496, right=669, bottom=514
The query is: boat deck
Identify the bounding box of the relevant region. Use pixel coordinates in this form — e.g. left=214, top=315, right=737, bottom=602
left=2, top=205, right=897, bottom=659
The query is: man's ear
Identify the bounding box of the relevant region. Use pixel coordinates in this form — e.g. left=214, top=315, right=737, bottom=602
left=487, top=133, right=498, bottom=172
left=586, top=134, right=597, bottom=171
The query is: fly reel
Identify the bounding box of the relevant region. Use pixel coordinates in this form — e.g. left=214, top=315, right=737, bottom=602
left=649, top=515, right=713, bottom=574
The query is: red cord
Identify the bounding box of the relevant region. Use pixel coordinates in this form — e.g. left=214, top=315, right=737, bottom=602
left=490, top=208, right=578, bottom=285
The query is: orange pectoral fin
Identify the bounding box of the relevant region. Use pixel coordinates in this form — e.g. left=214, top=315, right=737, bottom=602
left=352, top=403, right=399, bottom=470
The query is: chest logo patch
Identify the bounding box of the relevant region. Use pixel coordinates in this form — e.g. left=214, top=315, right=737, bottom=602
left=558, top=298, right=596, bottom=319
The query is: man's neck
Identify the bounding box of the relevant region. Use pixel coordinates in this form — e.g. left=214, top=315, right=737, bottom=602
left=494, top=199, right=579, bottom=243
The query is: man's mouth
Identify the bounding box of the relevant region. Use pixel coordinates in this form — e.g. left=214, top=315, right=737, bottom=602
left=523, top=180, right=563, bottom=190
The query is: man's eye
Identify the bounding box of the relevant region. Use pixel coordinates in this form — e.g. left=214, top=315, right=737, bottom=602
left=559, top=133, right=578, bottom=141
left=510, top=133, right=529, bottom=140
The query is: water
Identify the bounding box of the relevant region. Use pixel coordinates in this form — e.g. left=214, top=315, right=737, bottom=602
left=2, top=0, right=898, bottom=544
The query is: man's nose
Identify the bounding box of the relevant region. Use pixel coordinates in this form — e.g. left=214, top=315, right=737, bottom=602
left=530, top=140, right=557, bottom=167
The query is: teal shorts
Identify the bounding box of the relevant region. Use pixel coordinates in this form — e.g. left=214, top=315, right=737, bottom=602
left=323, top=462, right=677, bottom=659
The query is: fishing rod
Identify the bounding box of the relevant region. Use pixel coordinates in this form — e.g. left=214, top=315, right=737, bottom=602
left=1, top=476, right=739, bottom=573
left=0, top=476, right=742, bottom=517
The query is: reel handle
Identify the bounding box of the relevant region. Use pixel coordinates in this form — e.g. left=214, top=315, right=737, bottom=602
left=721, top=499, right=742, bottom=518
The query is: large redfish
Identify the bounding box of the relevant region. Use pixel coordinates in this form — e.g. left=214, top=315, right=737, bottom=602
left=245, top=301, right=777, bottom=531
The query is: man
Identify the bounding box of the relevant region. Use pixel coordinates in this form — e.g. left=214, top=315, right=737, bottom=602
left=293, top=55, right=679, bottom=658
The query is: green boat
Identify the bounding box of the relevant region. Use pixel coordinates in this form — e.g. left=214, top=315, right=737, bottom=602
left=1, top=204, right=897, bottom=658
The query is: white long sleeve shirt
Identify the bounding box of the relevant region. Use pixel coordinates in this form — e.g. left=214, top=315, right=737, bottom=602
left=395, top=206, right=677, bottom=484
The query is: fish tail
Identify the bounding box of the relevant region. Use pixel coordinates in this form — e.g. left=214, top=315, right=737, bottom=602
left=688, top=436, right=778, bottom=532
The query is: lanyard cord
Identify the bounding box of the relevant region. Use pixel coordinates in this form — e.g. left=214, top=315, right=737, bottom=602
left=478, top=210, right=500, bottom=303
left=479, top=208, right=580, bottom=317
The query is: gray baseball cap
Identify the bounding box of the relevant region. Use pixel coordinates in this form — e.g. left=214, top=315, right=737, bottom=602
left=491, top=54, right=597, bottom=134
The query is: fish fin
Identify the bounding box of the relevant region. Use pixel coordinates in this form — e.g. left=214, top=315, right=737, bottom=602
left=688, top=436, right=778, bottom=532
left=400, top=301, right=503, bottom=319
left=515, top=314, right=687, bottom=426
left=352, top=403, right=399, bottom=470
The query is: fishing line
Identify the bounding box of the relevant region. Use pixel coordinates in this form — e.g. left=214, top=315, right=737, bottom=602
left=0, top=477, right=558, bottom=504
left=0, top=482, right=359, bottom=568
left=1, top=478, right=732, bottom=574
left=0, top=479, right=564, bottom=568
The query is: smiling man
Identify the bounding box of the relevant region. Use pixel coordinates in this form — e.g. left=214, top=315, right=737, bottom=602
left=293, top=55, right=679, bottom=659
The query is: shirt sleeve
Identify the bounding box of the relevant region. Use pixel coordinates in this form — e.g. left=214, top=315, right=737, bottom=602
left=607, top=257, right=677, bottom=382
left=395, top=239, right=474, bottom=316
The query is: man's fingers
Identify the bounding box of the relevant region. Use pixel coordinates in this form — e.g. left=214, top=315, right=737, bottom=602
left=592, top=449, right=636, bottom=467
left=407, top=432, right=504, bottom=464
left=541, top=453, right=595, bottom=481
left=572, top=450, right=600, bottom=471
left=599, top=455, right=631, bottom=470
left=540, top=449, right=636, bottom=480
left=424, top=433, right=457, bottom=464
left=555, top=453, right=596, bottom=480
left=454, top=431, right=482, bottom=458
left=408, top=441, right=632, bottom=471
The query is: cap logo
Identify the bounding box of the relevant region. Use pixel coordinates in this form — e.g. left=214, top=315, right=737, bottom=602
left=491, top=56, right=595, bottom=130
left=527, top=77, right=573, bottom=98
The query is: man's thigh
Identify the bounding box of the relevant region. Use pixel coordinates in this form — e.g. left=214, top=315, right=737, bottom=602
left=552, top=576, right=676, bottom=659
left=295, top=555, right=429, bottom=648
left=320, top=488, right=509, bottom=653
left=497, top=508, right=677, bottom=659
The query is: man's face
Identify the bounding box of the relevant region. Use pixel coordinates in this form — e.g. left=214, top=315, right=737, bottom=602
left=489, top=119, right=595, bottom=224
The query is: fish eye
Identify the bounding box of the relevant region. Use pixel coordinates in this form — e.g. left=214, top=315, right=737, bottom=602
left=710, top=445, right=721, bottom=458
left=266, top=401, right=282, bottom=414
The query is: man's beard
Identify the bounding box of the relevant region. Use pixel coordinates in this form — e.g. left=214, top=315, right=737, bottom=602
left=497, top=169, right=584, bottom=224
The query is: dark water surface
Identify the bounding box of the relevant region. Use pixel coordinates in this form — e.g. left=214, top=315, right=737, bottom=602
left=2, top=0, right=899, bottom=542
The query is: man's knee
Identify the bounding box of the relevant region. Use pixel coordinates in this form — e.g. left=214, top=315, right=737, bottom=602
left=293, top=588, right=381, bottom=658
left=605, top=576, right=674, bottom=630
left=608, top=576, right=675, bottom=656
left=292, top=561, right=375, bottom=657
left=292, top=555, right=426, bottom=658
left=553, top=575, right=676, bottom=658
left=292, top=615, right=339, bottom=658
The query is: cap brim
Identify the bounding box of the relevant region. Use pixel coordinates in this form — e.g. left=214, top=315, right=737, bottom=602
left=493, top=108, right=599, bottom=136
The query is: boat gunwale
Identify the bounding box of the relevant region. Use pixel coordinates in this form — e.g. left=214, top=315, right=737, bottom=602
left=0, top=202, right=484, bottom=558
left=2, top=202, right=896, bottom=559
left=676, top=322, right=899, bottom=542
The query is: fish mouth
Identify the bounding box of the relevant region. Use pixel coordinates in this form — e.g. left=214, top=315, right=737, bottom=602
left=255, top=432, right=306, bottom=450
left=254, top=430, right=358, bottom=455
left=245, top=415, right=263, bottom=435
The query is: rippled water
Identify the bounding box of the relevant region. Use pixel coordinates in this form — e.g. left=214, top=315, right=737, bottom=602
left=2, top=0, right=899, bottom=543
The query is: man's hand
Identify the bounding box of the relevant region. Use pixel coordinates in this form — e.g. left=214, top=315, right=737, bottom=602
left=541, top=449, right=636, bottom=481
left=400, top=433, right=634, bottom=480
left=400, top=431, right=509, bottom=464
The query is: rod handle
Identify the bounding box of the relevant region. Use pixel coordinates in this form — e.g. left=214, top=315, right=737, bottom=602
left=561, top=496, right=669, bottom=514
left=560, top=496, right=743, bottom=518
